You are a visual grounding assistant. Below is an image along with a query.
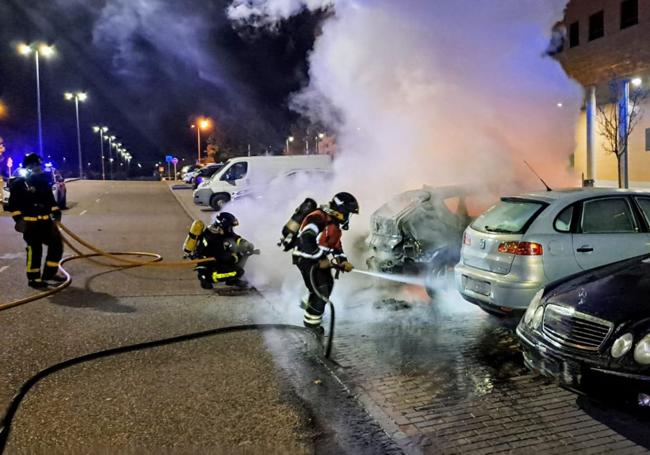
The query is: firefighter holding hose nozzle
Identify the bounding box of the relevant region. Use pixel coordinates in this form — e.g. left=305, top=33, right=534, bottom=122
left=184, top=212, right=259, bottom=289
left=292, top=192, right=359, bottom=334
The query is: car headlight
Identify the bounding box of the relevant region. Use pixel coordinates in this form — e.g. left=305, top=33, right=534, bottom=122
left=524, top=288, right=544, bottom=326
left=634, top=334, right=650, bottom=365
left=611, top=333, right=634, bottom=359
left=531, top=306, right=544, bottom=330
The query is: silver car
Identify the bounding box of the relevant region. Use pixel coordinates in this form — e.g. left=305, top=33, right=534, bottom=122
left=455, top=188, right=650, bottom=314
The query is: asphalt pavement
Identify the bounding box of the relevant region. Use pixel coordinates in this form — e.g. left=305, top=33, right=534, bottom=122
left=0, top=180, right=395, bottom=454
left=3, top=180, right=649, bottom=454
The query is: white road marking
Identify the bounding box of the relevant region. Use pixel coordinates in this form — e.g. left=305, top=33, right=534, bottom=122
left=0, top=253, right=23, bottom=260
left=80, top=210, right=88, bottom=216
left=0, top=266, right=9, bottom=273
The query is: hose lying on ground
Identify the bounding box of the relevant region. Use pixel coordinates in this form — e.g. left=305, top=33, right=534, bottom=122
left=0, top=324, right=321, bottom=454
left=0, top=223, right=338, bottom=453
left=0, top=222, right=213, bottom=312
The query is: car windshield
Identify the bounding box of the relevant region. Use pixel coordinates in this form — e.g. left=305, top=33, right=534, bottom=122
left=471, top=199, right=546, bottom=234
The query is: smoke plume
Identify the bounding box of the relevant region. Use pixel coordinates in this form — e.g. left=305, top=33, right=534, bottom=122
left=229, top=0, right=580, bottom=209
left=227, top=0, right=581, bottom=320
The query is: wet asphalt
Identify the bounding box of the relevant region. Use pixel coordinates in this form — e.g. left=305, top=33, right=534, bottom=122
left=0, top=181, right=396, bottom=453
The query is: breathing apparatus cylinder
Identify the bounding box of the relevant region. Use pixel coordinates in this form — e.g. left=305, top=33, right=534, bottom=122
left=183, top=220, right=205, bottom=257
left=279, top=198, right=318, bottom=251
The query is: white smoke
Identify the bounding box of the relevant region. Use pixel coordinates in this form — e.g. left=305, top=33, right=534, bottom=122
left=227, top=0, right=581, bottom=321
left=92, top=0, right=227, bottom=87
left=229, top=0, right=580, bottom=210
left=228, top=0, right=334, bottom=27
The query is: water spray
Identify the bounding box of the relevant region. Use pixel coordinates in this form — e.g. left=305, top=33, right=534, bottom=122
left=351, top=269, right=427, bottom=287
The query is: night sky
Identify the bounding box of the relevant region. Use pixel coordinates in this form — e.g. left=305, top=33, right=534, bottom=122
left=0, top=0, right=321, bottom=176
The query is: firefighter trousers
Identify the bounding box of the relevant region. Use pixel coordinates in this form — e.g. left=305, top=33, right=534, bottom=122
left=23, top=220, right=63, bottom=281
left=296, top=258, right=334, bottom=328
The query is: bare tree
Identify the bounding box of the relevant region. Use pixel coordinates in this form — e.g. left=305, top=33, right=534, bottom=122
left=597, top=77, right=649, bottom=188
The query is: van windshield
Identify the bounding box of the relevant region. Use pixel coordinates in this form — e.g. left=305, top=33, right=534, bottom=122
left=470, top=198, right=546, bottom=234
left=220, top=162, right=248, bottom=181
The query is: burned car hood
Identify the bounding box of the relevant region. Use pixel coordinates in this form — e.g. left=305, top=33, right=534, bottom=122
left=545, top=254, right=650, bottom=323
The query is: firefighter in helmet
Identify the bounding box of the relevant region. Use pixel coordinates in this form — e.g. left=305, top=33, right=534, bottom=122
left=293, top=192, right=359, bottom=333
left=192, top=212, right=258, bottom=289
left=8, top=153, right=65, bottom=288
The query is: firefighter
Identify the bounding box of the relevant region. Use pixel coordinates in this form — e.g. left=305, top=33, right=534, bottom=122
left=192, top=212, right=258, bottom=289
left=8, top=153, right=64, bottom=289
left=293, top=192, right=359, bottom=333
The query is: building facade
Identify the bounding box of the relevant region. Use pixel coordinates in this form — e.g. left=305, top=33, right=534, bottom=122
left=553, top=0, right=650, bottom=187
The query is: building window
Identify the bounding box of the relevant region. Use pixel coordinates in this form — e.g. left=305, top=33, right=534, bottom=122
left=621, top=0, right=638, bottom=29
left=589, top=11, right=605, bottom=40
left=569, top=21, right=580, bottom=47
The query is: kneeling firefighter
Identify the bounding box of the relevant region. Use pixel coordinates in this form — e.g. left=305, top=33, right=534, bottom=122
left=183, top=212, right=259, bottom=289
left=292, top=192, right=359, bottom=332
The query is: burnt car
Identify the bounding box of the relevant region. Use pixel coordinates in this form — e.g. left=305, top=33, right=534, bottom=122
left=516, top=254, right=650, bottom=407
left=366, top=185, right=493, bottom=278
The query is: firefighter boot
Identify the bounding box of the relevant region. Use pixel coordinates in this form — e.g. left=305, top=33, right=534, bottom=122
left=28, top=279, right=48, bottom=289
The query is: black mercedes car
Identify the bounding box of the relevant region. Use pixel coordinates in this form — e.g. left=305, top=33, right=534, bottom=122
left=516, top=254, right=650, bottom=407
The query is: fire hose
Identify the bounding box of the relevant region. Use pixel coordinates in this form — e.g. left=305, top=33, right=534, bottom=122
left=0, top=222, right=334, bottom=452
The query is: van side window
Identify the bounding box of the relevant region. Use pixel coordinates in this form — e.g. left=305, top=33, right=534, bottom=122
left=554, top=205, right=574, bottom=233
left=581, top=198, right=636, bottom=233
left=221, top=162, right=248, bottom=181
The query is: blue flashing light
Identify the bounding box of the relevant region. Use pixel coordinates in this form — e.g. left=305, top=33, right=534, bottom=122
left=17, top=168, right=28, bottom=177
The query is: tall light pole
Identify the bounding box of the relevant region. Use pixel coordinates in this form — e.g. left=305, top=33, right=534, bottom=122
left=64, top=91, right=87, bottom=178
left=286, top=136, right=294, bottom=155
left=106, top=135, right=116, bottom=179
left=92, top=126, right=108, bottom=180
left=18, top=43, right=55, bottom=157
left=316, top=133, right=325, bottom=155
left=191, top=118, right=211, bottom=163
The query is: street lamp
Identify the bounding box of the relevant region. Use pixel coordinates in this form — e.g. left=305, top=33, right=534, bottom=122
left=104, top=134, right=116, bottom=179
left=286, top=136, right=294, bottom=155
left=191, top=118, right=211, bottom=163
left=18, top=42, right=55, bottom=157
left=92, top=125, right=108, bottom=180
left=64, top=91, right=87, bottom=178
left=316, top=133, right=326, bottom=154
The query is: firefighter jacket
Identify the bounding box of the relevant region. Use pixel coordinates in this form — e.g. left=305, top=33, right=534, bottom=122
left=293, top=209, right=347, bottom=262
left=8, top=173, right=61, bottom=223
left=195, top=230, right=255, bottom=267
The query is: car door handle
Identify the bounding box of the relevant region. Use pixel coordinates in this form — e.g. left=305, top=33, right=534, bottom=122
left=576, top=246, right=594, bottom=253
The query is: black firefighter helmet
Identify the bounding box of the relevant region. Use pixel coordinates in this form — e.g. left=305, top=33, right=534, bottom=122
left=325, top=192, right=359, bottom=230
left=23, top=153, right=42, bottom=169
left=208, top=212, right=239, bottom=234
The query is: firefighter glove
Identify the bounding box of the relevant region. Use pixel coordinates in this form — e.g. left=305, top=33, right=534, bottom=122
left=340, top=261, right=354, bottom=273
left=318, top=258, right=332, bottom=269
left=14, top=220, right=26, bottom=233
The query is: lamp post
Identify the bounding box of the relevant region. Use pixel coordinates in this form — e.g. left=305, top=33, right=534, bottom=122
left=316, top=133, right=325, bottom=155
left=191, top=118, right=210, bottom=163
left=92, top=126, right=108, bottom=180
left=105, top=135, right=116, bottom=179
left=286, top=136, right=294, bottom=155
left=18, top=43, right=55, bottom=157
left=64, top=91, right=87, bottom=178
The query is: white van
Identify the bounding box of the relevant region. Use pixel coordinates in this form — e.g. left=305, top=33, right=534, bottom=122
left=192, top=155, right=332, bottom=210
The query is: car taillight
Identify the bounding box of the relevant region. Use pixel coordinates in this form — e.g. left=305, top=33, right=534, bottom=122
left=498, top=241, right=543, bottom=256
left=463, top=232, right=471, bottom=246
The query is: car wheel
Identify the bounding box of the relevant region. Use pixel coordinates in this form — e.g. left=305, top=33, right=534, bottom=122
left=58, top=195, right=67, bottom=210
left=209, top=193, right=230, bottom=211
left=424, top=250, right=453, bottom=299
